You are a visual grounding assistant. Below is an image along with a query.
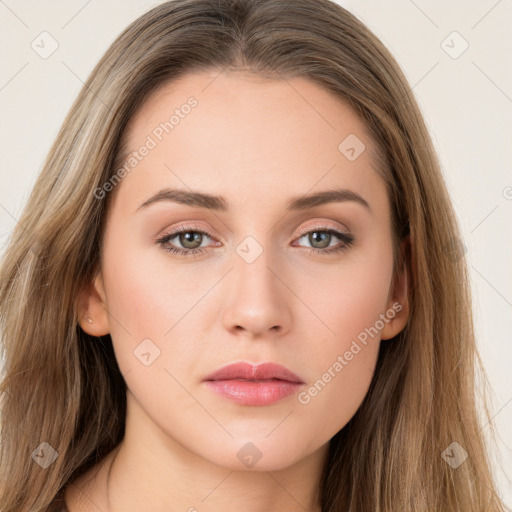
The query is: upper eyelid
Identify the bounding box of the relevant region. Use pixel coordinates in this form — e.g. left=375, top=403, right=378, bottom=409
left=295, top=221, right=350, bottom=236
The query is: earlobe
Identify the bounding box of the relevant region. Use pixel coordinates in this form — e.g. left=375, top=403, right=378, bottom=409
left=381, top=236, right=411, bottom=340
left=77, top=271, right=110, bottom=336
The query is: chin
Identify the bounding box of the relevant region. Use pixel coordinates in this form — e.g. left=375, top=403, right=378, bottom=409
left=203, top=436, right=311, bottom=472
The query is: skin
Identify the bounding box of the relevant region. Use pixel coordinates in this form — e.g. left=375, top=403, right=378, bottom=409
left=69, top=69, right=409, bottom=512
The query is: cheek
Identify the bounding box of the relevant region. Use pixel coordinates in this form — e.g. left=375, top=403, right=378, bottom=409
left=100, top=235, right=188, bottom=371
left=102, top=253, right=169, bottom=333
left=292, top=234, right=393, bottom=431
left=100, top=233, right=221, bottom=390
left=292, top=288, right=383, bottom=442
left=102, top=214, right=208, bottom=330
left=299, top=229, right=393, bottom=344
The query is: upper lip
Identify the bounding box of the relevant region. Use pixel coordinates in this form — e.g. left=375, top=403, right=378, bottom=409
left=203, top=361, right=304, bottom=384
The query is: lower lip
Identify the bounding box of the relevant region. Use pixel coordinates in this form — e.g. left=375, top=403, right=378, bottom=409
left=204, top=379, right=303, bottom=405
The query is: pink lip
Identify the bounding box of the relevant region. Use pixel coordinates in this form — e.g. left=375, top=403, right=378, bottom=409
left=203, top=362, right=304, bottom=406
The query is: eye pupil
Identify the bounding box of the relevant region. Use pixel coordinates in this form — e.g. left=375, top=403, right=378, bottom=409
left=310, top=231, right=331, bottom=249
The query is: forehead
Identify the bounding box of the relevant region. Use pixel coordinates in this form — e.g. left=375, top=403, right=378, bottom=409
left=123, top=69, right=375, bottom=153
left=110, top=70, right=387, bottom=215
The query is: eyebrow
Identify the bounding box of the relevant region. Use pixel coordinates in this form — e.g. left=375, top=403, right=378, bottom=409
left=136, top=187, right=371, bottom=213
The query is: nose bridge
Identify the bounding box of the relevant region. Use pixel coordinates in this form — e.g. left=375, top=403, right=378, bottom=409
left=234, top=232, right=280, bottom=302
left=221, top=232, right=291, bottom=336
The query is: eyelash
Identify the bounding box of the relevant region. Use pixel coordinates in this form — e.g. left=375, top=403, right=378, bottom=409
left=156, top=224, right=354, bottom=258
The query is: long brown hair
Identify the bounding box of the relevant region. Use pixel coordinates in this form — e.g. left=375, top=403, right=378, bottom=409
left=0, top=0, right=505, bottom=510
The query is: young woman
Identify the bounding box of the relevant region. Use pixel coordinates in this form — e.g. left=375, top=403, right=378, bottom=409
left=0, top=0, right=506, bottom=511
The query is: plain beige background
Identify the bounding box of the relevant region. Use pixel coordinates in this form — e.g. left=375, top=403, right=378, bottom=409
left=0, top=0, right=510, bottom=506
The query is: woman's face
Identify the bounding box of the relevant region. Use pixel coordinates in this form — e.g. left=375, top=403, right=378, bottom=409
left=81, top=70, right=408, bottom=471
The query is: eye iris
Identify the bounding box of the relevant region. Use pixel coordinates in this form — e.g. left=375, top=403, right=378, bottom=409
left=310, top=231, right=331, bottom=249
left=180, top=231, right=202, bottom=249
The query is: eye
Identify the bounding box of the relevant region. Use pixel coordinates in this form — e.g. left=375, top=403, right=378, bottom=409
left=156, top=223, right=355, bottom=258
left=292, top=226, right=354, bottom=255
left=156, top=225, right=217, bottom=258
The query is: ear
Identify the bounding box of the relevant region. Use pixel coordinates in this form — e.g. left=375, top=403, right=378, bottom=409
left=381, top=236, right=411, bottom=340
left=77, top=270, right=110, bottom=336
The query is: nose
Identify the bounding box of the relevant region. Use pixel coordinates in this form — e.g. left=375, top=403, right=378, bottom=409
left=221, top=244, right=292, bottom=338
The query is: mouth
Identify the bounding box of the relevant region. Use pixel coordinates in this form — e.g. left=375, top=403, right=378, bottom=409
left=203, top=361, right=304, bottom=406
left=203, top=361, right=304, bottom=383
